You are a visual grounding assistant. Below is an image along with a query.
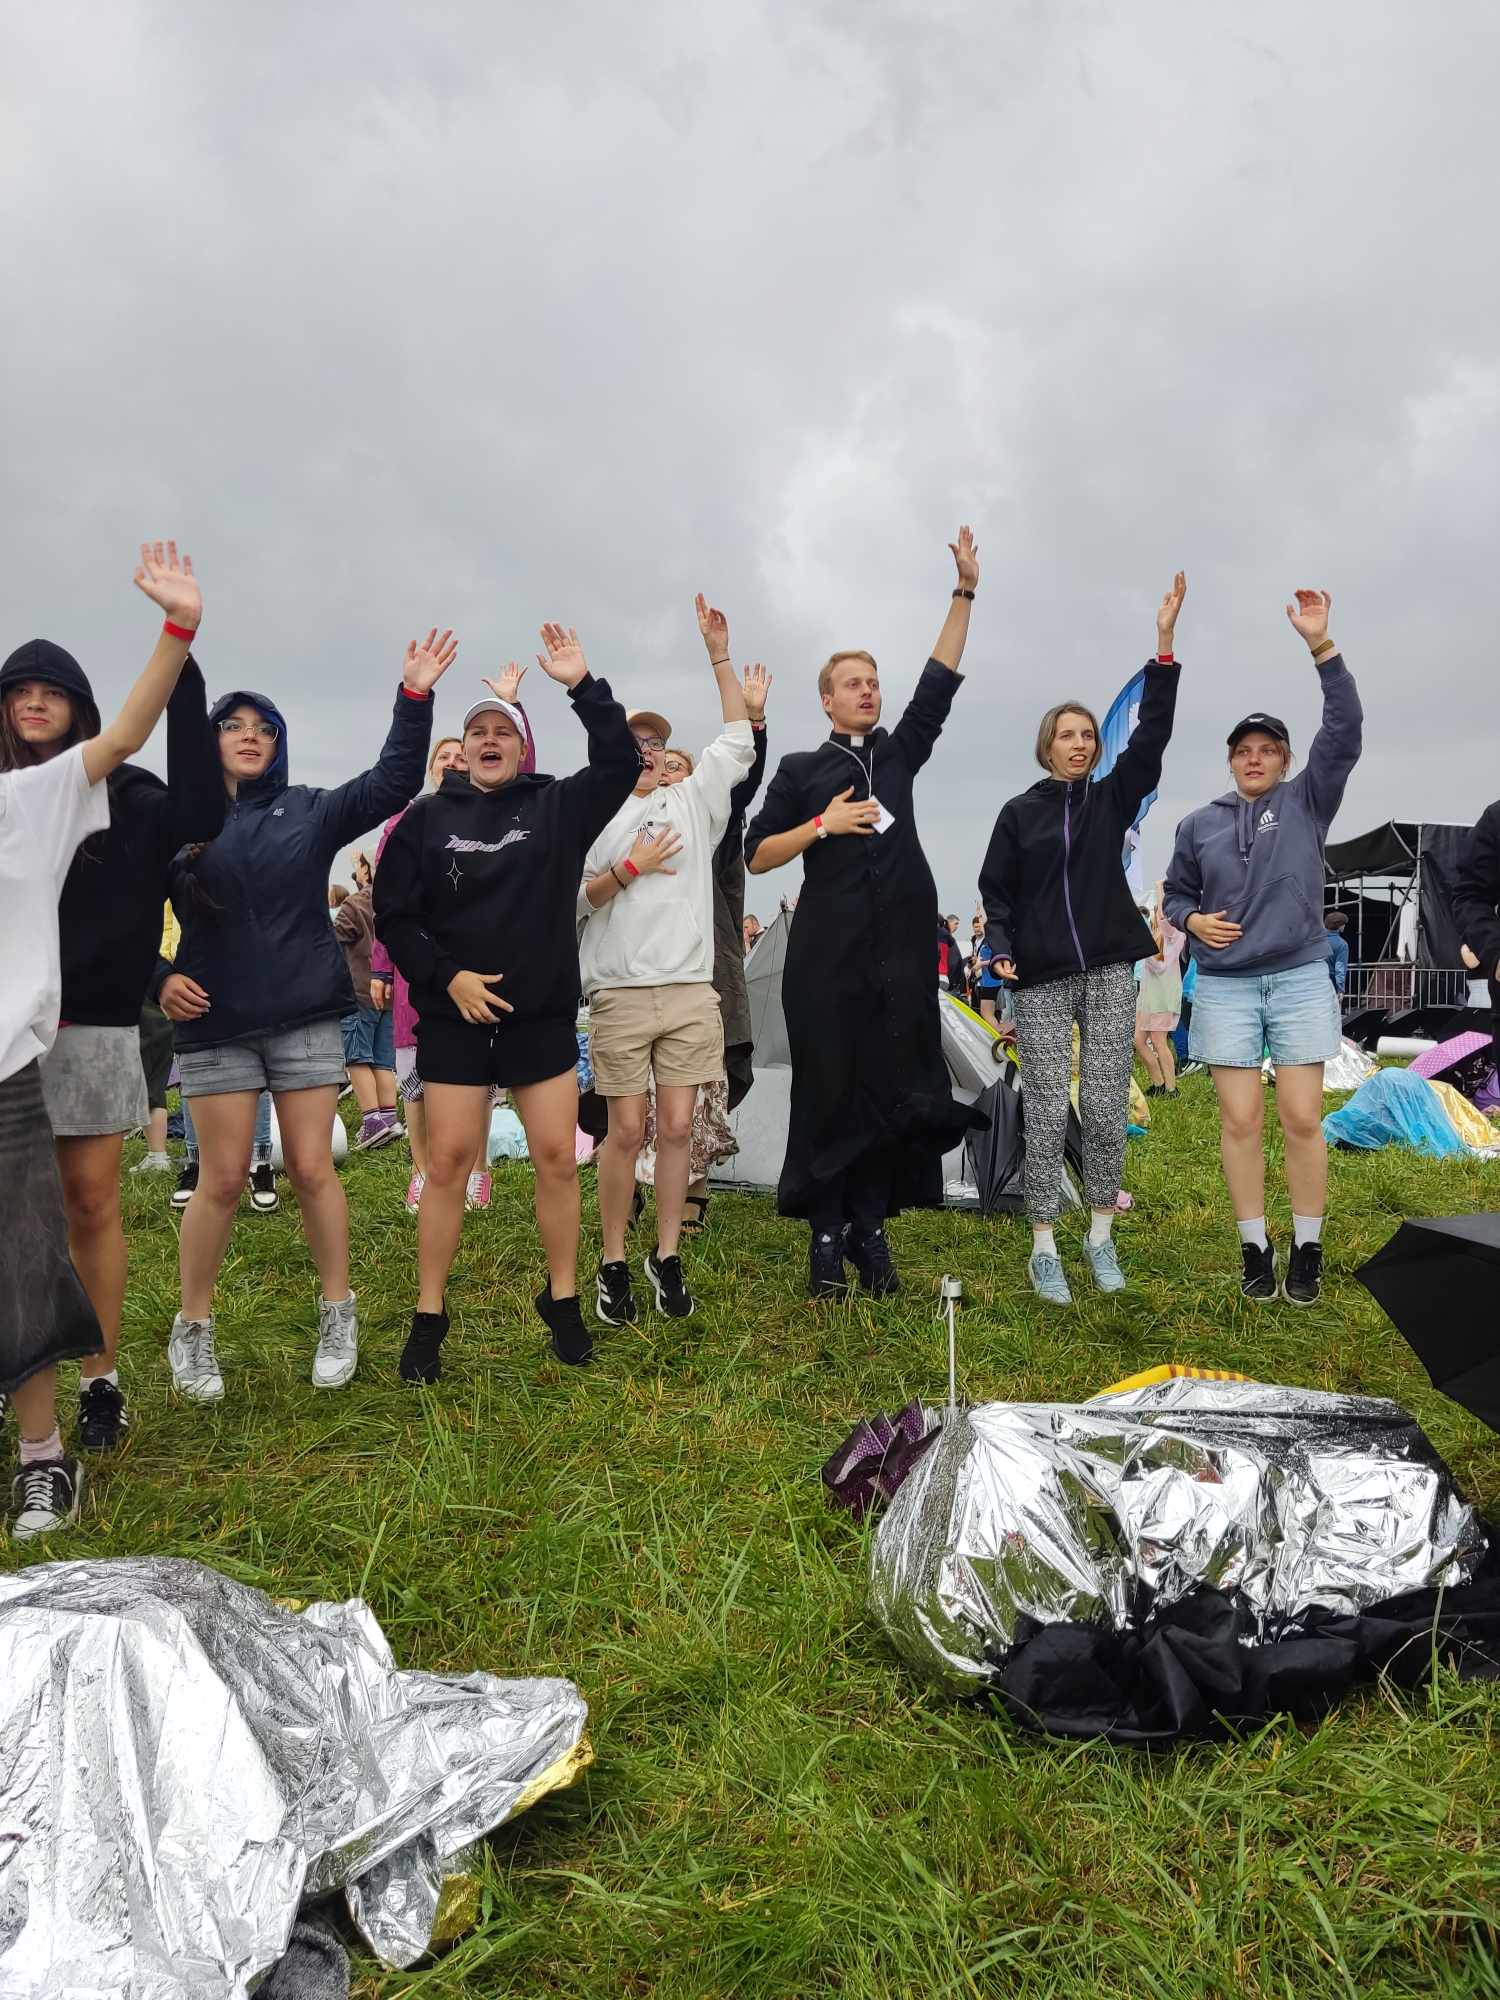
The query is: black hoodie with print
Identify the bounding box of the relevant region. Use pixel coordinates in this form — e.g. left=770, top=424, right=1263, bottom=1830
left=373, top=673, right=641, bottom=1027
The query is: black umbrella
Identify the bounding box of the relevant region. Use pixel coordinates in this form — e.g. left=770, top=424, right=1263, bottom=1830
left=1355, top=1214, right=1500, bottom=1433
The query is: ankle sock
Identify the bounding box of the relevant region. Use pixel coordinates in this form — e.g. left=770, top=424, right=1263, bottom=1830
left=1236, top=1217, right=1269, bottom=1250
left=1292, top=1213, right=1324, bottom=1247
left=20, top=1428, right=63, bottom=1466
left=1032, top=1226, right=1058, bottom=1257
left=1088, top=1211, right=1114, bottom=1247
left=81, top=1370, right=120, bottom=1390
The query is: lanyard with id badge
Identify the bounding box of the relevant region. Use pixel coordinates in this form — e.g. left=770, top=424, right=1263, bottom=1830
left=834, top=740, right=896, bottom=834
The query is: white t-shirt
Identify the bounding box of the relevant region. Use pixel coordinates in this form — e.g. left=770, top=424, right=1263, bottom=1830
left=0, top=745, right=112, bottom=1084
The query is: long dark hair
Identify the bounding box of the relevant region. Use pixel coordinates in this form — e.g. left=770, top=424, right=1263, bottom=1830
left=0, top=685, right=106, bottom=862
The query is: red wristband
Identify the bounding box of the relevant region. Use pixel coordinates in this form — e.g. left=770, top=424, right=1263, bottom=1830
left=1156, top=651, right=1175, bottom=665
left=621, top=857, right=640, bottom=879
left=400, top=684, right=431, bottom=701
left=163, top=620, right=197, bottom=642
left=814, top=815, right=823, bottom=832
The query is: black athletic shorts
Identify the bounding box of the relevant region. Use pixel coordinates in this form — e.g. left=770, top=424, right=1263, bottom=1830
left=416, top=1013, right=577, bottom=1091
left=139, top=1001, right=177, bottom=1109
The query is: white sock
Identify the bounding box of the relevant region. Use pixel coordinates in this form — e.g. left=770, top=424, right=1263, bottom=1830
left=20, top=1427, right=64, bottom=1466
left=1236, top=1217, right=1269, bottom=1250
left=81, top=1369, right=120, bottom=1389
left=1088, top=1210, right=1114, bottom=1247
left=1032, top=1225, right=1058, bottom=1257
left=1292, top=1213, right=1324, bottom=1246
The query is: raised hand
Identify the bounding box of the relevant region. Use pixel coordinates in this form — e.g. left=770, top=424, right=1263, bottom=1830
left=948, top=524, right=979, bottom=592
left=483, top=662, right=529, bottom=704
left=627, top=825, right=684, bottom=876
left=446, top=968, right=513, bottom=1024
left=159, top=971, right=211, bottom=1021
left=1157, top=571, right=1186, bottom=650
left=1285, top=589, right=1333, bottom=650
left=742, top=662, right=773, bottom=723
left=695, top=593, right=731, bottom=665
left=536, top=623, right=589, bottom=687
left=403, top=628, right=459, bottom=693
left=822, top=786, right=881, bottom=837
left=1187, top=909, right=1243, bottom=949
left=133, top=541, right=201, bottom=630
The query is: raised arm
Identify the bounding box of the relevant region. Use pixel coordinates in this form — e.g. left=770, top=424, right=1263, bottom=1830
left=318, top=628, right=453, bottom=848
left=538, top=625, right=650, bottom=845
left=930, top=525, right=979, bottom=673
left=83, top=542, right=201, bottom=786
left=696, top=595, right=750, bottom=724
left=159, top=656, right=226, bottom=850
left=1102, top=573, right=1185, bottom=819
left=1287, top=591, right=1363, bottom=830
left=886, top=529, right=980, bottom=774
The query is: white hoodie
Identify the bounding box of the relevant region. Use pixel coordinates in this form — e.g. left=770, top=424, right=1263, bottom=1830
left=578, top=720, right=755, bottom=995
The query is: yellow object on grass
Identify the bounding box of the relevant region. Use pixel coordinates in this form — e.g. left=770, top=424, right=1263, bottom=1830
left=1428, top=1079, right=1500, bottom=1153
left=1094, top=1362, right=1253, bottom=1397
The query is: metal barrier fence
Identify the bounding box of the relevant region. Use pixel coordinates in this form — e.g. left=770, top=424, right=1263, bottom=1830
left=1342, top=961, right=1471, bottom=1015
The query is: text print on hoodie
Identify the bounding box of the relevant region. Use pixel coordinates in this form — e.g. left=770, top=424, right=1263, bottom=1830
left=1162, top=654, right=1362, bottom=978
left=577, top=719, right=756, bottom=994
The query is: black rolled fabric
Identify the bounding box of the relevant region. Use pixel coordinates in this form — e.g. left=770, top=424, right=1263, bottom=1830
left=0, top=1060, right=104, bottom=1392
left=992, top=1563, right=1500, bottom=1747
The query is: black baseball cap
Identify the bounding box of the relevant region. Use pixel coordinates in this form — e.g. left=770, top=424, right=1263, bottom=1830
left=1226, top=712, right=1290, bottom=751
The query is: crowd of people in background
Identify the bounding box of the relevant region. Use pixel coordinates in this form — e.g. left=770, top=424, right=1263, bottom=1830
left=6, top=530, right=1500, bottom=1548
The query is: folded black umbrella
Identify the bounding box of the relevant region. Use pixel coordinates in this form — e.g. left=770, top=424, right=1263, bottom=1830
left=1356, top=1213, right=1500, bottom=1433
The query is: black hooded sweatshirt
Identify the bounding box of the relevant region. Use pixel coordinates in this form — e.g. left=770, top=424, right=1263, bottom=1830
left=979, top=662, right=1178, bottom=991
left=0, top=639, right=224, bottom=1025
left=374, top=673, right=641, bottom=1027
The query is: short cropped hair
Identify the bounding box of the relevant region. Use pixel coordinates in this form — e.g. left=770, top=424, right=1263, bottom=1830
left=1035, top=700, right=1101, bottom=776
left=818, top=650, right=878, bottom=700
left=1324, top=910, right=1348, bottom=933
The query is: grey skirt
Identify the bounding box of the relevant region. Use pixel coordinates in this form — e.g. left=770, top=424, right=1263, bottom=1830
left=0, top=1060, right=104, bottom=1392
left=39, top=1023, right=149, bottom=1138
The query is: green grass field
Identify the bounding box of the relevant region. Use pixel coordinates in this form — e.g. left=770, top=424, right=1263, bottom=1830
left=8, top=1077, right=1500, bottom=1997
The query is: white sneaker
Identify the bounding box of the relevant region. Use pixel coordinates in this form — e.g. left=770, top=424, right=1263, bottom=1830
left=130, top=1151, right=172, bottom=1174
left=312, top=1292, right=358, bottom=1388
left=168, top=1313, right=224, bottom=1401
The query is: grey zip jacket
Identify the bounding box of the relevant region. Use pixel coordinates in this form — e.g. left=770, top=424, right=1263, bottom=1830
left=1163, top=656, right=1362, bottom=978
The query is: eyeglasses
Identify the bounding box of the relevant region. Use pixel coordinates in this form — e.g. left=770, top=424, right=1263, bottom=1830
left=218, top=718, right=278, bottom=741
left=633, top=734, right=666, bottom=753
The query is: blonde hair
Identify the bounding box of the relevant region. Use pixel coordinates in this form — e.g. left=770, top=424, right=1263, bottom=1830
left=663, top=745, right=695, bottom=775
left=818, top=650, right=878, bottom=700
left=1035, top=700, right=1101, bottom=776
left=428, top=735, right=463, bottom=777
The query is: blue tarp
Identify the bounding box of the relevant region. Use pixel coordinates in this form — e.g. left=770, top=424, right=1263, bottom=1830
left=1322, top=1067, right=1465, bottom=1158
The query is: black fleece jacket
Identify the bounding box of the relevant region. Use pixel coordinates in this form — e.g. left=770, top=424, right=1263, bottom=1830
left=979, top=662, right=1179, bottom=990
left=59, top=656, right=224, bottom=1025
left=374, top=673, right=642, bottom=1027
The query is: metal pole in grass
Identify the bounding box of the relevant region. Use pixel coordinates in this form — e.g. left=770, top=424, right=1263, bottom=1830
left=939, top=1274, right=962, bottom=1414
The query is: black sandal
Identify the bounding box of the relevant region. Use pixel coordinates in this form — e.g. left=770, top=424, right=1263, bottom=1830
left=681, top=1194, right=710, bottom=1235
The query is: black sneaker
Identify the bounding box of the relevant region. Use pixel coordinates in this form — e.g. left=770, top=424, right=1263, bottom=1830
left=248, top=1162, right=278, bottom=1212
left=399, top=1305, right=449, bottom=1384
left=8, top=1456, right=84, bottom=1541
left=595, top=1260, right=638, bottom=1327
left=846, top=1227, right=901, bottom=1297
left=1282, top=1240, right=1324, bottom=1306
left=1240, top=1241, right=1278, bottom=1301
left=808, top=1228, right=849, bottom=1299
left=77, top=1377, right=128, bottom=1451
left=171, top=1160, right=199, bottom=1209
left=644, top=1249, right=694, bottom=1318
left=537, top=1286, right=593, bottom=1366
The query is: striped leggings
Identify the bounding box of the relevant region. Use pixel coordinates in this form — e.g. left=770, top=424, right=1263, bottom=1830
left=1012, top=961, right=1137, bottom=1222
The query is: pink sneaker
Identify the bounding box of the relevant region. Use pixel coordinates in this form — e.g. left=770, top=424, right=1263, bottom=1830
left=405, top=1171, right=425, bottom=1212
left=465, top=1170, right=492, bottom=1212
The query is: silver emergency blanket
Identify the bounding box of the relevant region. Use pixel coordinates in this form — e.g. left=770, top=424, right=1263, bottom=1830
left=869, top=1376, right=1486, bottom=1692
left=0, top=1556, right=589, bottom=1998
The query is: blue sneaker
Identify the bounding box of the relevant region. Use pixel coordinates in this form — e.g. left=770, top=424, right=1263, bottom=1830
left=1027, top=1251, right=1072, bottom=1305
left=1083, top=1237, right=1126, bottom=1294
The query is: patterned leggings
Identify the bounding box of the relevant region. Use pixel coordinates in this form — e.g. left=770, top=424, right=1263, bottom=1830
left=1012, top=961, right=1137, bottom=1221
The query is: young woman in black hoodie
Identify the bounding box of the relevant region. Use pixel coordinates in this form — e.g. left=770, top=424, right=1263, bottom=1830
left=979, top=575, right=1184, bottom=1304
left=375, top=624, right=642, bottom=1379
left=0, top=583, right=223, bottom=1455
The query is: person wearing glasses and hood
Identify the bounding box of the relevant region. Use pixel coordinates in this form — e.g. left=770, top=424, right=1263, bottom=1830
left=375, top=625, right=642, bottom=1378
left=152, top=629, right=451, bottom=1403
left=1163, top=590, right=1362, bottom=1307
left=0, top=552, right=222, bottom=1459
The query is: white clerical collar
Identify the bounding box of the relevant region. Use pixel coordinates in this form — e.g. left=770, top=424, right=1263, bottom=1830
left=849, top=733, right=866, bottom=747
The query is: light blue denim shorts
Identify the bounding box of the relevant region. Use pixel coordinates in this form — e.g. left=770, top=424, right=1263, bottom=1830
left=176, top=1018, right=346, bottom=1098
left=1188, top=959, right=1342, bottom=1069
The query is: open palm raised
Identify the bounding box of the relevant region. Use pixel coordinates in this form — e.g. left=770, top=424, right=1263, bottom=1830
left=402, top=628, right=459, bottom=693
left=132, top=540, right=201, bottom=630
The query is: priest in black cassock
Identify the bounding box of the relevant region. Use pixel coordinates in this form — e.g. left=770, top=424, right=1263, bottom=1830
left=745, top=527, right=985, bottom=1299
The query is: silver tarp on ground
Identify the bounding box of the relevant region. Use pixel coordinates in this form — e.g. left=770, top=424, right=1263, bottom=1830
left=0, top=1556, right=588, bottom=1998
left=868, top=1378, right=1487, bottom=1692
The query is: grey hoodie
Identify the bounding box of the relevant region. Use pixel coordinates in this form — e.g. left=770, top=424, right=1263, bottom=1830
left=1163, top=657, right=1362, bottom=978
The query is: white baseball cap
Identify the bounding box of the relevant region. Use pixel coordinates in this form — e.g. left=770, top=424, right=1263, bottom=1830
left=462, top=697, right=530, bottom=752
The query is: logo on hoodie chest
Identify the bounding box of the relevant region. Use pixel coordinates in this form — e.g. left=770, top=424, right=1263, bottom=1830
left=1257, top=808, right=1278, bottom=832
left=445, top=830, right=530, bottom=856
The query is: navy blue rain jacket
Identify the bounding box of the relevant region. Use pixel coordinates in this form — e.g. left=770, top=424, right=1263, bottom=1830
left=164, top=684, right=433, bottom=1049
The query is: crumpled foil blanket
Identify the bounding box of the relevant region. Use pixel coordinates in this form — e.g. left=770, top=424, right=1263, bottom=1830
left=0, top=1556, right=589, bottom=1997
left=863, top=1377, right=1487, bottom=1692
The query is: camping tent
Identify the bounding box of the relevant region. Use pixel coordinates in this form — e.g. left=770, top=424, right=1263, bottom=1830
left=714, top=909, right=1080, bottom=1208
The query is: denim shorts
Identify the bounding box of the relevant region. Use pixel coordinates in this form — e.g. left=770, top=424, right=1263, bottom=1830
left=341, top=1005, right=396, bottom=1071
left=1188, top=960, right=1342, bottom=1069
left=176, top=1018, right=347, bottom=1098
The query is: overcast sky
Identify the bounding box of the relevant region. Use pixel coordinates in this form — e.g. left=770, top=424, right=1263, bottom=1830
left=5, top=1, right=1497, bottom=919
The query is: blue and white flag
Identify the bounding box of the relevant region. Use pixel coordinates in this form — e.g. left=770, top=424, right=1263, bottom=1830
left=1094, top=669, right=1155, bottom=899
